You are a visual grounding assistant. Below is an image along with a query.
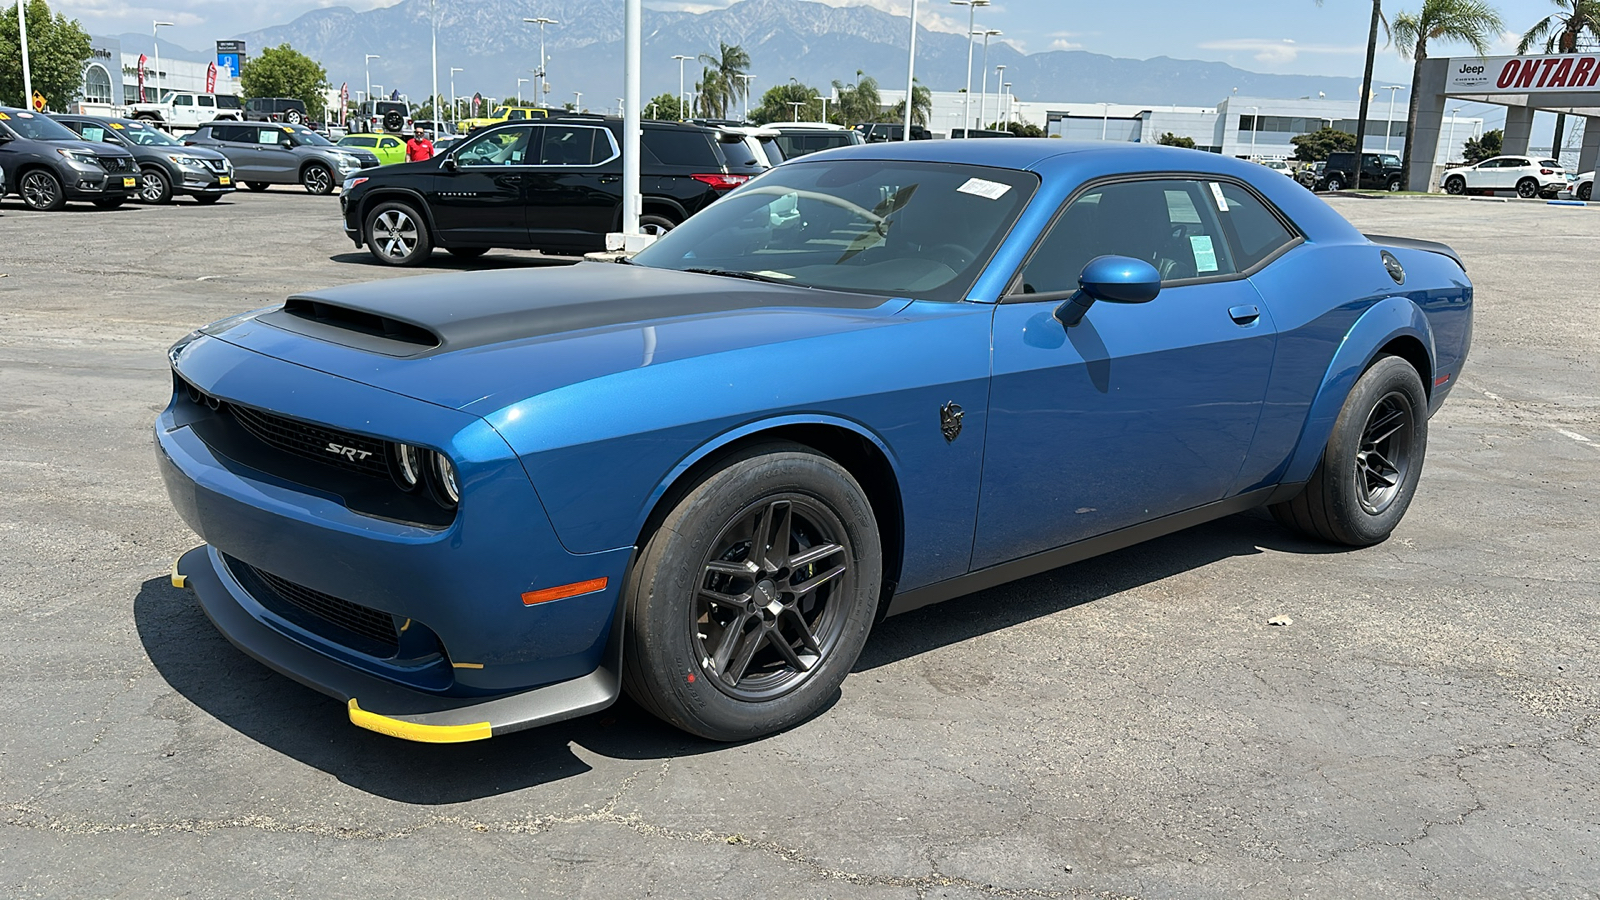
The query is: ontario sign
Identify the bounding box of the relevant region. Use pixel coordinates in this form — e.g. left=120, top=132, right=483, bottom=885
left=1446, top=54, right=1600, bottom=94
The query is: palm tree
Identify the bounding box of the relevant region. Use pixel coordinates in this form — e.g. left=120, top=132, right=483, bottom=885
left=696, top=42, right=751, bottom=120
left=1517, top=0, right=1600, bottom=160
left=1393, top=0, right=1504, bottom=187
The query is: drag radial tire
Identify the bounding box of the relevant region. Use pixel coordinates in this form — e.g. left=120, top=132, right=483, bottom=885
left=1271, top=355, right=1428, bottom=546
left=623, top=445, right=882, bottom=741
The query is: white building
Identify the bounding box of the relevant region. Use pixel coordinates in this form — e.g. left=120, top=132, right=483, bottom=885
left=877, top=89, right=1484, bottom=168
left=75, top=35, right=241, bottom=116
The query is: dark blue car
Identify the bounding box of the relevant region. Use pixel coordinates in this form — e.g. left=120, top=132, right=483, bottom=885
left=159, top=141, right=1472, bottom=743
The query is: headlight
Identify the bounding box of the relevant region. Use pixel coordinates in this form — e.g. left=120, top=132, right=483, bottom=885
left=57, top=148, right=99, bottom=167
left=342, top=175, right=368, bottom=192
left=432, top=453, right=460, bottom=506
left=166, top=155, right=210, bottom=169
left=389, top=442, right=424, bottom=491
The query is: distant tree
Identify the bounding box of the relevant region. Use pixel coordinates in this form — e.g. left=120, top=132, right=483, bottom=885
left=646, top=91, right=688, bottom=120
left=883, top=80, right=932, bottom=126
left=1393, top=0, right=1503, bottom=186
left=1291, top=126, right=1357, bottom=161
left=986, top=120, right=1044, bottom=136
left=1462, top=127, right=1503, bottom=162
left=833, top=72, right=881, bottom=126
left=1158, top=132, right=1198, bottom=148
left=695, top=42, right=750, bottom=119
left=1516, top=1, right=1600, bottom=160
left=241, top=44, right=331, bottom=120
left=751, top=81, right=820, bottom=124
left=0, top=0, right=92, bottom=110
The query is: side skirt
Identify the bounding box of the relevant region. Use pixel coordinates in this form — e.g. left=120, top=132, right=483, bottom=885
left=884, top=486, right=1287, bottom=617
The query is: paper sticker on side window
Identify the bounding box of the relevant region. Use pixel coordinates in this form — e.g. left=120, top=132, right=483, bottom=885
left=1190, top=235, right=1219, bottom=273
left=1209, top=182, right=1229, bottom=212
left=957, top=177, right=1013, bottom=200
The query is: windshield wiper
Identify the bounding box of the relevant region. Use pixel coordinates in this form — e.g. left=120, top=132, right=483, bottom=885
left=681, top=267, right=796, bottom=286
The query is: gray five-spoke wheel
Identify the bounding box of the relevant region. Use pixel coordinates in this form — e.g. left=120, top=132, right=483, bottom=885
left=21, top=171, right=61, bottom=210
left=695, top=496, right=852, bottom=701
left=373, top=209, right=418, bottom=260
left=1355, top=393, right=1413, bottom=515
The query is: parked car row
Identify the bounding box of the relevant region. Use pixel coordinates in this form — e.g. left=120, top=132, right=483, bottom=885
left=1441, top=155, right=1570, bottom=198
left=0, top=108, right=140, bottom=210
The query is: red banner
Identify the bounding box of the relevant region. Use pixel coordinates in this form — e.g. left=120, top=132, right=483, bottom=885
left=339, top=82, right=349, bottom=127
left=206, top=62, right=217, bottom=93
left=137, top=54, right=147, bottom=102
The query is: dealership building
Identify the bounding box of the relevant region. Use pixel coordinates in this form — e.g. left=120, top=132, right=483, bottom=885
left=75, top=35, right=242, bottom=114
left=879, top=88, right=1489, bottom=168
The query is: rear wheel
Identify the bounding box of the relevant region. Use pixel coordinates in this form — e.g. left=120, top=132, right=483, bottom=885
left=640, top=213, right=677, bottom=236
left=1445, top=176, right=1466, bottom=195
left=623, top=445, right=882, bottom=741
left=19, top=170, right=65, bottom=211
left=1580, top=182, right=1592, bottom=201
left=1516, top=177, right=1539, bottom=199
left=365, top=201, right=432, bottom=266
left=1271, top=355, right=1428, bottom=546
left=301, top=164, right=334, bottom=195
left=1325, top=175, right=1344, bottom=191
left=245, top=182, right=270, bottom=192
left=138, top=167, right=173, bottom=204
left=1386, top=177, right=1402, bottom=192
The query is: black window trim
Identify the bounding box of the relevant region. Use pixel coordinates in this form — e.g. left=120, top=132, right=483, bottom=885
left=1000, top=170, right=1306, bottom=304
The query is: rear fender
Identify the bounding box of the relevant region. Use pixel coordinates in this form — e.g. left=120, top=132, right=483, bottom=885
left=1280, top=296, right=1435, bottom=485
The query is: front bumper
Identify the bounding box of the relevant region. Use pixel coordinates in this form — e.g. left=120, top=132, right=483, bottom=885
left=64, top=168, right=137, bottom=198
left=157, top=333, right=634, bottom=740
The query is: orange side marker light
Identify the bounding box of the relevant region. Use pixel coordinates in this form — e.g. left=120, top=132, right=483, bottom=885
left=522, top=577, right=609, bottom=606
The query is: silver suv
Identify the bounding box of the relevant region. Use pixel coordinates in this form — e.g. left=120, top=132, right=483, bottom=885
left=184, top=122, right=378, bottom=195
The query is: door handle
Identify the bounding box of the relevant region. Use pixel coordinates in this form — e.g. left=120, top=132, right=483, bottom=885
left=1228, top=304, right=1261, bottom=325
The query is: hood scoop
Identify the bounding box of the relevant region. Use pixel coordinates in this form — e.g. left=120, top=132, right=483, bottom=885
left=260, top=298, right=443, bottom=357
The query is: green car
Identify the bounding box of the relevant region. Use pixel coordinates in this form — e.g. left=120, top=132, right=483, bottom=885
left=337, top=133, right=407, bottom=165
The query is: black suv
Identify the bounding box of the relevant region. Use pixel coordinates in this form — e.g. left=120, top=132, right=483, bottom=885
left=245, top=97, right=310, bottom=125
left=0, top=107, right=137, bottom=210
left=340, top=117, right=763, bottom=265
left=853, top=122, right=931, bottom=142
left=55, top=115, right=235, bottom=204
left=1318, top=151, right=1403, bottom=192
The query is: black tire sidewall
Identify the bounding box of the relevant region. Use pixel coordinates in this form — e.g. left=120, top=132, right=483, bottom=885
left=625, top=447, right=882, bottom=741
left=1327, top=176, right=1343, bottom=191
left=1517, top=178, right=1537, bottom=198
left=639, top=213, right=676, bottom=235
left=365, top=201, right=431, bottom=266
left=1446, top=177, right=1465, bottom=195
left=1580, top=183, right=1592, bottom=201
left=1320, top=356, right=1428, bottom=545
left=22, top=170, right=64, bottom=210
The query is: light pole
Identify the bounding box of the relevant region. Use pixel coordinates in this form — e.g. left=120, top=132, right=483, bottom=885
left=976, top=28, right=1001, bottom=130
left=815, top=94, right=829, bottom=123
left=787, top=101, right=805, bottom=122
left=523, top=17, right=560, bottom=107
left=153, top=21, right=174, bottom=101
left=516, top=78, right=529, bottom=104
left=949, top=0, right=989, bottom=136
left=1380, top=85, right=1404, bottom=152
left=17, top=1, right=31, bottom=107
left=1101, top=102, right=1112, bottom=140
left=1002, top=82, right=1011, bottom=129
left=616, top=97, right=624, bottom=116
left=903, top=0, right=919, bottom=141
left=993, top=64, right=1005, bottom=129
left=672, top=55, right=692, bottom=120
left=450, top=67, right=463, bottom=125
left=573, top=90, right=582, bottom=112
left=429, top=0, right=439, bottom=132
left=365, top=55, right=380, bottom=118
left=1249, top=105, right=1259, bottom=158
left=1446, top=107, right=1462, bottom=164
left=736, top=73, right=755, bottom=122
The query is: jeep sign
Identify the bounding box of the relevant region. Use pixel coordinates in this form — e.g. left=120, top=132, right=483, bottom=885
left=1446, top=53, right=1600, bottom=95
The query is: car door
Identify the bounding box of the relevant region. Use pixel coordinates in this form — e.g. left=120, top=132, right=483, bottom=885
left=377, top=136, right=404, bottom=164
left=429, top=124, right=535, bottom=246
left=206, top=125, right=258, bottom=179
left=523, top=124, right=622, bottom=252
left=973, top=176, right=1278, bottom=568
left=252, top=125, right=298, bottom=181
left=196, top=94, right=217, bottom=123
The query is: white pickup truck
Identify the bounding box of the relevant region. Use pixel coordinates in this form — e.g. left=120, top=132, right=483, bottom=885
left=127, top=92, right=243, bottom=129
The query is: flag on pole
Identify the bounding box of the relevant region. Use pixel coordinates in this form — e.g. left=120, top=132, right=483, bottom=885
left=206, top=62, right=217, bottom=93
left=339, top=83, right=349, bottom=128
left=137, top=54, right=148, bottom=102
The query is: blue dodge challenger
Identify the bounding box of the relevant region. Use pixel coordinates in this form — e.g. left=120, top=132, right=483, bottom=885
left=160, top=141, right=1472, bottom=743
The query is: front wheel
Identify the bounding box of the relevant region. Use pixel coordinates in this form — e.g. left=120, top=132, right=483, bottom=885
left=1580, top=182, right=1592, bottom=201
left=19, top=170, right=65, bottom=211
left=1516, top=177, right=1539, bottom=199
left=139, top=167, right=173, bottom=204
left=623, top=445, right=882, bottom=741
left=1445, top=176, right=1466, bottom=195
left=365, top=201, right=432, bottom=266
left=1386, top=177, right=1402, bottom=193
left=301, top=164, right=334, bottom=195
left=1271, top=355, right=1428, bottom=546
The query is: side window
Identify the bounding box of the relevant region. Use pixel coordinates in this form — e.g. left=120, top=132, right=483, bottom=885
left=1214, top=182, right=1298, bottom=271
left=457, top=126, right=533, bottom=166
left=644, top=129, right=718, bottom=166
left=80, top=125, right=110, bottom=142
left=536, top=126, right=614, bottom=165
left=1018, top=179, right=1241, bottom=294
left=175, top=94, right=194, bottom=107
left=379, top=138, right=400, bottom=150
left=508, top=109, right=526, bottom=120
left=199, top=96, right=216, bottom=108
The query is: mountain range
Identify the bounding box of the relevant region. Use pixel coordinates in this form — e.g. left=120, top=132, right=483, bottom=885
left=131, top=0, right=1363, bottom=115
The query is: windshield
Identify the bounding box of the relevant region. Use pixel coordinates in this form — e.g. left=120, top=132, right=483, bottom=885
left=285, top=125, right=333, bottom=146
left=491, top=107, right=508, bottom=118
left=631, top=160, right=1039, bottom=302
left=119, top=123, right=181, bottom=146
left=0, top=111, right=82, bottom=141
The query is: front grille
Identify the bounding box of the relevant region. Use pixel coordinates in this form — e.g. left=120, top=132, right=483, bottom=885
left=204, top=158, right=228, bottom=173
left=228, top=403, right=392, bottom=480
left=228, top=555, right=400, bottom=654
left=98, top=156, right=133, bottom=173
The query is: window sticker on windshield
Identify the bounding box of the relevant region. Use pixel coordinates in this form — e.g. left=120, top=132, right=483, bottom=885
left=1209, top=182, right=1229, bottom=212
left=956, top=177, right=1013, bottom=200
left=1190, top=235, right=1219, bottom=273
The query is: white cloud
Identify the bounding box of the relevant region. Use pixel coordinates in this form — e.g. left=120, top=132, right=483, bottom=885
left=1199, top=38, right=1364, bottom=66
left=1049, top=38, right=1081, bottom=50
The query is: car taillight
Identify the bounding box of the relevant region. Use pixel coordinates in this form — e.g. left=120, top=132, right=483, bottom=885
left=691, top=173, right=750, bottom=190
left=1541, top=169, right=1554, bottom=175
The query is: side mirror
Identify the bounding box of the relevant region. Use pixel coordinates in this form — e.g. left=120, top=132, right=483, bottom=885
left=440, top=155, right=457, bottom=171
left=1054, top=255, right=1162, bottom=327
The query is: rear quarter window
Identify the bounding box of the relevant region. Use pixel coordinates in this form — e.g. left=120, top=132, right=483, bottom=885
left=642, top=129, right=718, bottom=167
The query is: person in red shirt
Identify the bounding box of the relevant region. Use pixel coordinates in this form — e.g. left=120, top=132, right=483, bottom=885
left=405, top=125, right=434, bottom=162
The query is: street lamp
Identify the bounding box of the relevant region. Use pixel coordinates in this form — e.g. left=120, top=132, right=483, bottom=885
left=736, top=73, right=755, bottom=122
left=516, top=78, right=529, bottom=104
left=993, top=64, right=1006, bottom=129
left=1249, top=105, right=1259, bottom=158
left=16, top=1, right=31, bottom=109
left=1100, top=101, right=1112, bottom=140
left=523, top=17, right=560, bottom=106
left=429, top=0, right=439, bottom=135
left=815, top=93, right=829, bottom=123
left=976, top=28, right=1001, bottom=131
left=1380, top=85, right=1404, bottom=152
left=672, top=54, right=692, bottom=120
left=949, top=0, right=990, bottom=135
left=573, top=90, right=582, bottom=112
left=1446, top=107, right=1462, bottom=165
left=1002, top=82, right=1012, bottom=129
left=903, top=0, right=920, bottom=141
left=365, top=54, right=380, bottom=118
left=787, top=100, right=805, bottom=122
left=450, top=67, right=463, bottom=125
left=153, top=21, right=174, bottom=102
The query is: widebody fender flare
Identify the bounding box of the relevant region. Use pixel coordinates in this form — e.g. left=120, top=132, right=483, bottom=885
left=1280, top=295, right=1436, bottom=486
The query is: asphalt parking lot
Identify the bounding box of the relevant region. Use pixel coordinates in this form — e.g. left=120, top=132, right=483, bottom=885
left=1, top=188, right=1596, bottom=899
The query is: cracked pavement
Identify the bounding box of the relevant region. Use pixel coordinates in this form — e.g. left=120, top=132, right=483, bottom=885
left=1, top=191, right=1596, bottom=898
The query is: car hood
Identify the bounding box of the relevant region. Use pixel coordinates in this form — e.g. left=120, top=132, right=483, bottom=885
left=206, top=263, right=913, bottom=414
left=41, top=137, right=134, bottom=159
